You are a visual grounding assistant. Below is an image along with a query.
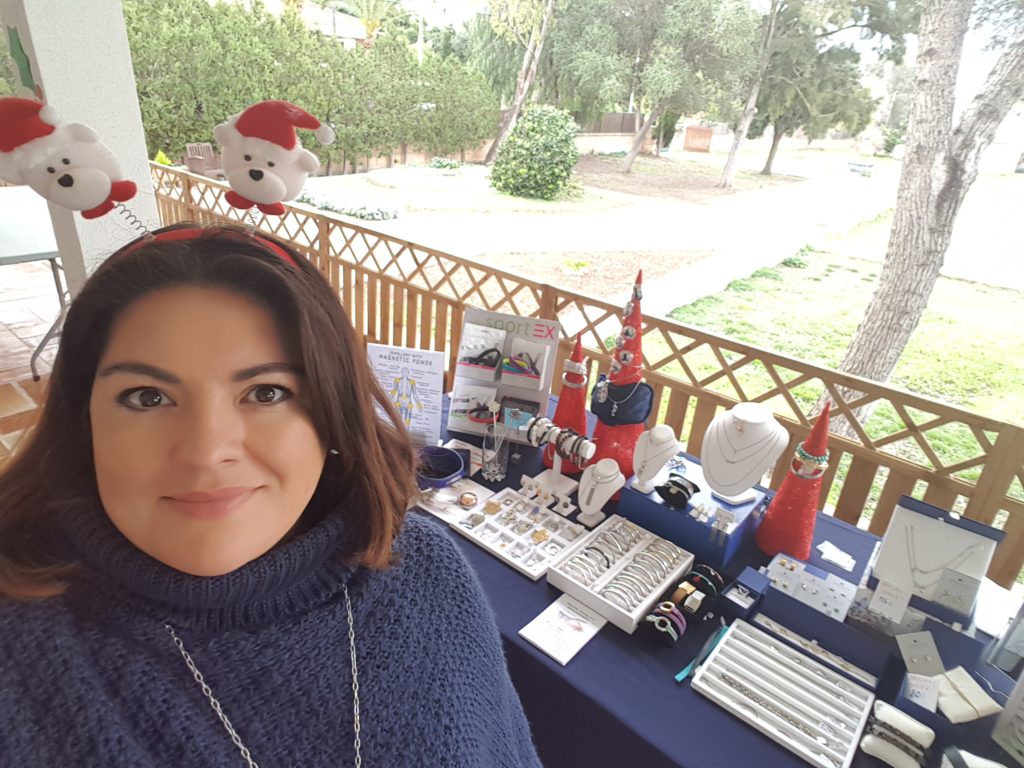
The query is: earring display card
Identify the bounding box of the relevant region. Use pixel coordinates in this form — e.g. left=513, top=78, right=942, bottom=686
left=692, top=619, right=874, bottom=768
left=764, top=555, right=858, bottom=622
left=456, top=323, right=508, bottom=382
left=450, top=488, right=587, bottom=581
left=895, top=632, right=945, bottom=677
left=873, top=497, right=1001, bottom=608
left=546, top=514, right=694, bottom=633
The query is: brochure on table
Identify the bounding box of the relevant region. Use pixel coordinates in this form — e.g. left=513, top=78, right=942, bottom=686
left=870, top=496, right=1004, bottom=624
left=367, top=343, right=445, bottom=448
left=448, top=308, right=560, bottom=443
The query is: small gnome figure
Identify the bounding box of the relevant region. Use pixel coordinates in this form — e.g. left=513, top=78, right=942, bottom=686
left=0, top=97, right=137, bottom=219
left=588, top=270, right=654, bottom=481
left=544, top=334, right=589, bottom=474
left=214, top=100, right=335, bottom=216
left=755, top=402, right=832, bottom=560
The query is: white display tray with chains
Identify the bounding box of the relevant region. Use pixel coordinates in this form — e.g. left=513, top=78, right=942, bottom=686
left=872, top=496, right=1001, bottom=614
left=692, top=619, right=874, bottom=768
left=546, top=515, right=694, bottom=633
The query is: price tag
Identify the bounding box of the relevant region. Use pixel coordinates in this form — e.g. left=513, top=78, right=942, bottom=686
left=905, top=673, right=940, bottom=712
left=868, top=579, right=912, bottom=624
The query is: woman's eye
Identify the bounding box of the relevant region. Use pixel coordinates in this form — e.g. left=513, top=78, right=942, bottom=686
left=245, top=384, right=292, bottom=405
left=118, top=387, right=172, bottom=410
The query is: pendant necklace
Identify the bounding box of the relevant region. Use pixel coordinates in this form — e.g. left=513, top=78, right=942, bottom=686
left=903, top=524, right=984, bottom=592
left=164, top=584, right=361, bottom=768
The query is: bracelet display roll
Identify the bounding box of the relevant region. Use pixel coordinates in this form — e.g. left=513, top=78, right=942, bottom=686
left=655, top=474, right=701, bottom=509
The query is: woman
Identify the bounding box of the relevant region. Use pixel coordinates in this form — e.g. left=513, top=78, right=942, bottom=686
left=0, top=225, right=541, bottom=767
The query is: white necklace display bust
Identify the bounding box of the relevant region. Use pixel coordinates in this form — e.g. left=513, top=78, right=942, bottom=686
left=632, top=425, right=681, bottom=494
left=700, top=402, right=788, bottom=499
left=577, top=458, right=625, bottom=528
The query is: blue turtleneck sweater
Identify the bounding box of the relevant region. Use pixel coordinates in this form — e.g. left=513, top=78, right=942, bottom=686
left=0, top=504, right=541, bottom=767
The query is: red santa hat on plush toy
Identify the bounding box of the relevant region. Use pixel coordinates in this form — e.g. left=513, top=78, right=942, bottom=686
left=225, top=100, right=336, bottom=149
left=0, top=97, right=66, bottom=175
left=215, top=100, right=335, bottom=215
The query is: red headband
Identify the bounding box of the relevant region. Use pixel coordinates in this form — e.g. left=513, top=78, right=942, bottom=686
left=121, top=227, right=298, bottom=267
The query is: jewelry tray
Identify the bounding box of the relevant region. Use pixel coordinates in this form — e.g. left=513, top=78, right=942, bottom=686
left=450, top=488, right=587, bottom=581
left=692, top=619, right=874, bottom=768
left=546, top=514, right=694, bottom=633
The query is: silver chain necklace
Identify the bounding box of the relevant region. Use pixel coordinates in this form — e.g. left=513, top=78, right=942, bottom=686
left=164, top=584, right=361, bottom=768
left=903, top=524, right=983, bottom=592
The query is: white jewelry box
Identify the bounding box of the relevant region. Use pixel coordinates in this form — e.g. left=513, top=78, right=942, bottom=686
left=546, top=514, right=694, bottom=633
left=692, top=618, right=875, bottom=768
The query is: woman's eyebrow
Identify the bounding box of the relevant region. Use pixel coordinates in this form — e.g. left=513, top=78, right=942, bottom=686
left=97, top=361, right=303, bottom=383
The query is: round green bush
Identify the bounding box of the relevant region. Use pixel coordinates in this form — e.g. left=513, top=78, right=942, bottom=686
left=490, top=105, right=579, bottom=200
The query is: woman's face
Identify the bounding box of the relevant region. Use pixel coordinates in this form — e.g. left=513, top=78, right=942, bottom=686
left=89, top=285, right=326, bottom=577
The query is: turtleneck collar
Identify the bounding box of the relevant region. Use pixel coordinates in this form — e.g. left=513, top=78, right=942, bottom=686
left=60, top=500, right=356, bottom=634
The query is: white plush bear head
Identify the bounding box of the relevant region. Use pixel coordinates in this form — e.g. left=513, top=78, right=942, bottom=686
left=18, top=124, right=124, bottom=212
left=213, top=100, right=333, bottom=209
left=215, top=128, right=319, bottom=205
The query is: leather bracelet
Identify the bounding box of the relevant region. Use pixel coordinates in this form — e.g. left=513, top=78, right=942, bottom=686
left=693, top=563, right=724, bottom=591
left=655, top=475, right=700, bottom=508
left=556, top=428, right=579, bottom=460
left=671, top=581, right=697, bottom=605
left=656, top=601, right=687, bottom=635
left=687, top=571, right=718, bottom=596
left=644, top=614, right=678, bottom=642
left=570, top=433, right=588, bottom=460
left=467, top=404, right=495, bottom=424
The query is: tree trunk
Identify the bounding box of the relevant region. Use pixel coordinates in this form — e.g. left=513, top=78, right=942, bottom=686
left=622, top=108, right=661, bottom=173
left=719, top=0, right=781, bottom=189
left=830, top=0, right=1024, bottom=435
left=483, top=0, right=556, bottom=164
left=762, top=125, right=784, bottom=175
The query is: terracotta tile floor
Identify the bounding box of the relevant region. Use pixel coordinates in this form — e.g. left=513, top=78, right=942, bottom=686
left=0, top=261, right=59, bottom=465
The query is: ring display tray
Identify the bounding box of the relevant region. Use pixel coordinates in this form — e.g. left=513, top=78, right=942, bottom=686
left=546, top=514, right=694, bottom=633
left=450, top=488, right=587, bottom=581
left=692, top=619, right=874, bottom=768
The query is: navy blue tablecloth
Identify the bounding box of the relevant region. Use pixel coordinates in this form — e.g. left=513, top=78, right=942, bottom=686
left=430, top=398, right=888, bottom=768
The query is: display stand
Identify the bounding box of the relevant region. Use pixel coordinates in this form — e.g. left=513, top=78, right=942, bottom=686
left=522, top=416, right=596, bottom=503
left=631, top=425, right=680, bottom=495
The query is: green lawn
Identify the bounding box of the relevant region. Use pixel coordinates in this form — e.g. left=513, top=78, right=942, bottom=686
left=651, top=247, right=1024, bottom=518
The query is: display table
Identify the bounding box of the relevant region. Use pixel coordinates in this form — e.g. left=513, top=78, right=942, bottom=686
left=432, top=399, right=1014, bottom=768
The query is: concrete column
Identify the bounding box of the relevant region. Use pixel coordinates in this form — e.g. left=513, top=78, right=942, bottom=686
left=1, top=0, right=159, bottom=295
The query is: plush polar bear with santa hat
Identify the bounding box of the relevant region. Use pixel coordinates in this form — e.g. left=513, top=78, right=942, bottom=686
left=214, top=100, right=334, bottom=216
left=0, top=97, right=137, bottom=220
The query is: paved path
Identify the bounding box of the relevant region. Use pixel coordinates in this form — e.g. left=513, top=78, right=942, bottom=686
left=306, top=148, right=902, bottom=316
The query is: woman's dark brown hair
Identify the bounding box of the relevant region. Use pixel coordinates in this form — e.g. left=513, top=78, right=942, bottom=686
left=0, top=224, right=417, bottom=599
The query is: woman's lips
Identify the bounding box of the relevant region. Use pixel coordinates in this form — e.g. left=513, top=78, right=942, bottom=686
left=164, top=487, right=259, bottom=520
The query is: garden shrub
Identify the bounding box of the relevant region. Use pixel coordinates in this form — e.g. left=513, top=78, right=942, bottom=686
left=490, top=105, right=579, bottom=200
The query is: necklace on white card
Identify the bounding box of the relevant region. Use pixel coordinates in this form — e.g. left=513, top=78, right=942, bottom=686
left=903, top=523, right=985, bottom=592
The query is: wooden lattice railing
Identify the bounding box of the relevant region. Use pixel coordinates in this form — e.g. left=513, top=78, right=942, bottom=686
left=152, top=164, right=1024, bottom=587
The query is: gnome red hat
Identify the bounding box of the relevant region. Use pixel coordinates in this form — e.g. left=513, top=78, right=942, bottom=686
left=544, top=334, right=589, bottom=474
left=797, top=401, right=831, bottom=474
left=0, top=97, right=67, bottom=172
left=755, top=401, right=833, bottom=559
left=610, top=269, right=644, bottom=386
left=228, top=100, right=335, bottom=151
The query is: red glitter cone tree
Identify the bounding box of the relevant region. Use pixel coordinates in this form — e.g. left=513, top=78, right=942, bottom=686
left=544, top=334, right=589, bottom=474
left=755, top=402, right=832, bottom=560
left=589, top=270, right=652, bottom=480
